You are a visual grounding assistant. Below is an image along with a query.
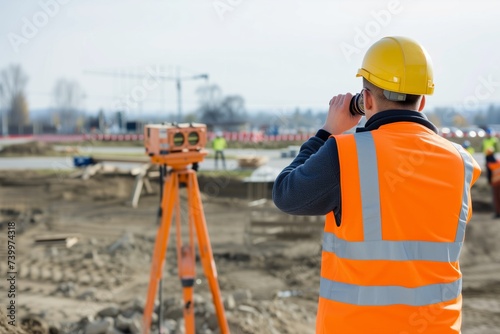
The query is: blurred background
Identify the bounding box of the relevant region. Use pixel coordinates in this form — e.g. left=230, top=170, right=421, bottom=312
left=1, top=0, right=499, bottom=140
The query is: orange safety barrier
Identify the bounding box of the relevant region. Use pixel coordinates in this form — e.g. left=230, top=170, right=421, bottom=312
left=488, top=161, right=500, bottom=186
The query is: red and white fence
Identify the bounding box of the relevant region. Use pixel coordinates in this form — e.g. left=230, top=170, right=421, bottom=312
left=9, top=131, right=488, bottom=143
left=81, top=132, right=311, bottom=143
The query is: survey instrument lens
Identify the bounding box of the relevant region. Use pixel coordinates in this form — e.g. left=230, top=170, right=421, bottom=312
left=188, top=131, right=200, bottom=145
left=173, top=133, right=185, bottom=147
left=349, top=93, right=365, bottom=116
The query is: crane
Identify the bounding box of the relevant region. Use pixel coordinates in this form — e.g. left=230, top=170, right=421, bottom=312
left=84, top=66, right=209, bottom=122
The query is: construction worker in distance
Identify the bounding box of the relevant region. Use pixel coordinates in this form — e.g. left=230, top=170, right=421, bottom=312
left=481, top=127, right=499, bottom=155
left=212, top=131, right=227, bottom=169
left=485, top=147, right=500, bottom=218
left=463, top=140, right=475, bottom=154
left=272, top=36, right=481, bottom=333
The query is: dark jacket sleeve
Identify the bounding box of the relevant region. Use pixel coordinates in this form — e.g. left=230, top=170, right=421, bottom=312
left=272, top=130, right=342, bottom=224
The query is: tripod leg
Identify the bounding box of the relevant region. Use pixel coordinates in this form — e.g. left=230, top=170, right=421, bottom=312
left=143, top=172, right=179, bottom=334
left=179, top=245, right=195, bottom=334
left=187, top=171, right=230, bottom=334
left=175, top=192, right=196, bottom=334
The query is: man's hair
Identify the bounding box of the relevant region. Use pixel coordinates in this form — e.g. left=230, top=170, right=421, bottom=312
left=363, top=78, right=421, bottom=110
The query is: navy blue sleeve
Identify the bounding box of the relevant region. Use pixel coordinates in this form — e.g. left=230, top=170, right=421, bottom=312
left=272, top=130, right=342, bottom=224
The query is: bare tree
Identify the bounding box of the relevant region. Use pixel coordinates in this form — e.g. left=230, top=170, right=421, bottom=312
left=197, top=83, right=223, bottom=109
left=0, top=64, right=29, bottom=127
left=53, top=78, right=85, bottom=133
left=196, top=84, right=223, bottom=123
left=196, top=84, right=247, bottom=128
left=219, top=95, right=246, bottom=121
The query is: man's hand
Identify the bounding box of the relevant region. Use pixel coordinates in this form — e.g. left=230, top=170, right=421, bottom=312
left=322, top=93, right=362, bottom=135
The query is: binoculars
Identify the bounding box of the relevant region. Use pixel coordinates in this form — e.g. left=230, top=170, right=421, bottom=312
left=349, top=93, right=365, bottom=116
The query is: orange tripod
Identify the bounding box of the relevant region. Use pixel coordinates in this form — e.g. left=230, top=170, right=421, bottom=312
left=143, top=151, right=230, bottom=334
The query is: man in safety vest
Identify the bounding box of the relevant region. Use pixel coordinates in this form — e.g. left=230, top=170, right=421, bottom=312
left=273, top=36, right=481, bottom=333
left=485, top=147, right=500, bottom=218
left=481, top=128, right=498, bottom=155
left=212, top=132, right=227, bottom=169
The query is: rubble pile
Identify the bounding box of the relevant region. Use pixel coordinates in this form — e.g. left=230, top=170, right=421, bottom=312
left=0, top=309, right=28, bottom=334
left=9, top=228, right=320, bottom=334
left=14, top=233, right=153, bottom=299
left=50, top=289, right=314, bottom=334
left=0, top=207, right=46, bottom=233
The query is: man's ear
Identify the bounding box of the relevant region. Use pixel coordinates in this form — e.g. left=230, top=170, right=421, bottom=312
left=417, top=95, right=426, bottom=111
left=364, top=89, right=373, bottom=112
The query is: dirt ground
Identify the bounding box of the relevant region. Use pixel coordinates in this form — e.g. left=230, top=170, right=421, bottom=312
left=0, top=169, right=499, bottom=334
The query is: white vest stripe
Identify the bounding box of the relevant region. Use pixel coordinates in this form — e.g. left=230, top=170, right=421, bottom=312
left=323, top=232, right=462, bottom=262
left=452, top=143, right=474, bottom=242
left=355, top=132, right=382, bottom=241
left=319, top=277, right=462, bottom=306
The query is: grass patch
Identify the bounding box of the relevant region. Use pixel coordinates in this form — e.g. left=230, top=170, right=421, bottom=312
left=205, top=154, right=238, bottom=159
left=197, top=169, right=253, bottom=179
left=91, top=153, right=147, bottom=159
left=226, top=141, right=304, bottom=149
left=0, top=152, right=66, bottom=157
left=53, top=140, right=144, bottom=147
left=35, top=168, right=74, bottom=174
left=52, top=140, right=304, bottom=150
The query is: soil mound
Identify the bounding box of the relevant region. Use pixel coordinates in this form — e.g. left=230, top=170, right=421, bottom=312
left=0, top=141, right=57, bottom=156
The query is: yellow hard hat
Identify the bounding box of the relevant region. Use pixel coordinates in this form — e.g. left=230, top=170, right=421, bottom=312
left=356, top=36, right=434, bottom=99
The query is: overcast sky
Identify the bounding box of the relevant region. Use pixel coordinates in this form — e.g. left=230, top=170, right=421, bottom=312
left=1, top=0, right=500, bottom=116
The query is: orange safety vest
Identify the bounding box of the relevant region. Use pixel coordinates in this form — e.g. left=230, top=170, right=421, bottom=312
left=487, top=161, right=500, bottom=186
left=316, top=122, right=481, bottom=334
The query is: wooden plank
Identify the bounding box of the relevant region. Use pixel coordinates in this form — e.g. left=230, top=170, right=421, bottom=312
left=34, top=235, right=79, bottom=248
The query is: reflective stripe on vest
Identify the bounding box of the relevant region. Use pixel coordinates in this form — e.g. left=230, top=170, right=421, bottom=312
left=319, top=277, right=462, bottom=307
left=320, top=132, right=475, bottom=306
left=452, top=142, right=474, bottom=242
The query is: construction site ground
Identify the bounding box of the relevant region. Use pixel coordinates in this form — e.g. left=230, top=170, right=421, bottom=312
left=0, top=169, right=500, bottom=334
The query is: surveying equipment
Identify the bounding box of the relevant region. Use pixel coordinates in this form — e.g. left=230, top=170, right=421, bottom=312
left=142, top=123, right=229, bottom=334
left=349, top=92, right=365, bottom=116
left=144, top=122, right=207, bottom=155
